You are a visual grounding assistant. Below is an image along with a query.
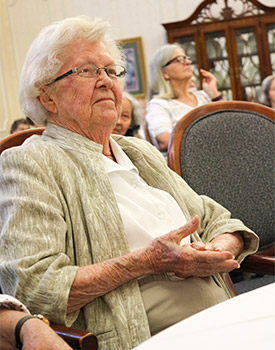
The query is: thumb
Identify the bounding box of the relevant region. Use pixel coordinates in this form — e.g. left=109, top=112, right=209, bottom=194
left=169, top=216, right=199, bottom=245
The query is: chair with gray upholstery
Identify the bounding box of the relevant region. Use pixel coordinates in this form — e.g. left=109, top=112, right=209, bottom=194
left=168, top=101, right=275, bottom=294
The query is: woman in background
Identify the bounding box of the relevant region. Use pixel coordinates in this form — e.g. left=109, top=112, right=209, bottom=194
left=112, top=91, right=143, bottom=137
left=10, top=118, right=32, bottom=134
left=146, top=43, right=222, bottom=158
left=259, top=75, right=275, bottom=108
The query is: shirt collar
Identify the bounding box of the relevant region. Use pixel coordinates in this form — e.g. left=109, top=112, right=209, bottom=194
left=102, top=137, right=138, bottom=174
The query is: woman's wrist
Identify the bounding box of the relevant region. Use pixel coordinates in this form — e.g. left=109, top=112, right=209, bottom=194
left=211, top=94, right=223, bottom=101
left=0, top=309, right=29, bottom=350
left=16, top=314, right=50, bottom=349
left=211, top=232, right=244, bottom=258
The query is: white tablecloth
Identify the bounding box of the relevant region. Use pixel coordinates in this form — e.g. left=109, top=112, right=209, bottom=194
left=134, top=282, right=275, bottom=350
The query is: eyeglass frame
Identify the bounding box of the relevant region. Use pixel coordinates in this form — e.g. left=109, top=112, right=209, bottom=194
left=45, top=63, right=127, bottom=85
left=162, top=55, right=191, bottom=68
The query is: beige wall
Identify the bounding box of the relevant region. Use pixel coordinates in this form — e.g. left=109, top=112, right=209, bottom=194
left=0, top=0, right=273, bottom=138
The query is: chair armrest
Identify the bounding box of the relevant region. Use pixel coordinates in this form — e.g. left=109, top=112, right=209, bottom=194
left=51, top=323, right=98, bottom=350
left=220, top=272, right=237, bottom=297
left=240, top=245, right=275, bottom=275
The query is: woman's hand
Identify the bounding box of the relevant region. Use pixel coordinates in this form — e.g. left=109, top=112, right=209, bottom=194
left=200, top=69, right=220, bottom=99
left=67, top=217, right=240, bottom=313
left=142, top=216, right=239, bottom=278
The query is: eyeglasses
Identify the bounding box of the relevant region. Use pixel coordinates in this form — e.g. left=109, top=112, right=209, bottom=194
left=46, top=63, right=127, bottom=85
left=162, top=55, right=191, bottom=68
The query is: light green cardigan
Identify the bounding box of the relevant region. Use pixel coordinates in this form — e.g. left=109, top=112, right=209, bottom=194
left=0, top=123, right=259, bottom=349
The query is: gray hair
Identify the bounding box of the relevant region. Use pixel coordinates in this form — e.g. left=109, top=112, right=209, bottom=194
left=18, top=16, right=125, bottom=125
left=122, top=91, right=143, bottom=136
left=148, top=43, right=184, bottom=100
left=259, top=75, right=275, bottom=107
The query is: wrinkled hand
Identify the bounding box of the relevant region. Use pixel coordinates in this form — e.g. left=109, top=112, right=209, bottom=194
left=191, top=231, right=244, bottom=259
left=143, top=216, right=239, bottom=278
left=200, top=69, right=220, bottom=99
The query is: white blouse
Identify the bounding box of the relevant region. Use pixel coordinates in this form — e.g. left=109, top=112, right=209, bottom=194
left=146, top=90, right=211, bottom=158
left=102, top=138, right=189, bottom=251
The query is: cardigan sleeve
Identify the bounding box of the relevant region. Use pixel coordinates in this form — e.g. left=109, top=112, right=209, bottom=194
left=0, top=294, right=30, bottom=313
left=0, top=148, right=79, bottom=325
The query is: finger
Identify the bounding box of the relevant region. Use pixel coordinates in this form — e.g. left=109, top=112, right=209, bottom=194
left=210, top=250, right=235, bottom=261
left=219, top=259, right=240, bottom=272
left=190, top=242, right=207, bottom=251
left=195, top=249, right=234, bottom=263
left=169, top=216, right=199, bottom=245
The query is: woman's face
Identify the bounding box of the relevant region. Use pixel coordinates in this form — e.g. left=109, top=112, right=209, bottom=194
left=268, top=78, right=275, bottom=106
left=162, top=48, right=192, bottom=84
left=11, top=123, right=30, bottom=134
left=41, top=40, right=123, bottom=139
left=112, top=97, right=132, bottom=136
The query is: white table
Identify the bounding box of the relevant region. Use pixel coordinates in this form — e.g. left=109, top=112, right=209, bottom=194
left=134, top=283, right=275, bottom=350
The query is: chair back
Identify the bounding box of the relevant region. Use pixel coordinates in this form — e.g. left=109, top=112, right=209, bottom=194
left=168, top=101, right=275, bottom=251
left=0, top=127, right=45, bottom=155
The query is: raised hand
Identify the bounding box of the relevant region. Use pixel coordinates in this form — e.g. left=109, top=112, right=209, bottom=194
left=200, top=69, right=220, bottom=99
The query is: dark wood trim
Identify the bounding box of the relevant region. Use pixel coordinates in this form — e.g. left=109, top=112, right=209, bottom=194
left=162, top=0, right=275, bottom=30
left=51, top=323, right=98, bottom=350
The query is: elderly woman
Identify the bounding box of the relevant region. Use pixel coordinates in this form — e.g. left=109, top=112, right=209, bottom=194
left=0, top=16, right=258, bottom=350
left=112, top=91, right=143, bottom=137
left=146, top=43, right=222, bottom=158
left=259, top=75, right=275, bottom=108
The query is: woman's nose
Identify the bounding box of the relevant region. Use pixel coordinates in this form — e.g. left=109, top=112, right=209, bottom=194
left=96, top=69, right=113, bottom=88
left=116, top=115, right=122, bottom=125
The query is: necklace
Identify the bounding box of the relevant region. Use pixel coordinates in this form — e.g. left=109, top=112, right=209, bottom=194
left=104, top=148, right=117, bottom=162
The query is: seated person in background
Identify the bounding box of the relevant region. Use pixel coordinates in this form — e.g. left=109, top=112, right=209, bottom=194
left=112, top=91, right=143, bottom=137
left=10, top=118, right=32, bottom=134
left=0, top=16, right=259, bottom=350
left=26, top=116, right=45, bottom=128
left=146, top=43, right=222, bottom=158
left=0, top=294, right=71, bottom=350
left=259, top=75, right=275, bottom=109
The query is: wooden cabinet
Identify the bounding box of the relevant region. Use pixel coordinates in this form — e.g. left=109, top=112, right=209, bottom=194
left=163, top=0, right=275, bottom=102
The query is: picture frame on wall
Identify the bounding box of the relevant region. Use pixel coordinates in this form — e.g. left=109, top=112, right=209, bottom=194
left=118, top=37, right=147, bottom=99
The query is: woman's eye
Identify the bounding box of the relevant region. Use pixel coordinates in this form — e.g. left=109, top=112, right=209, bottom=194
left=108, top=68, right=116, bottom=75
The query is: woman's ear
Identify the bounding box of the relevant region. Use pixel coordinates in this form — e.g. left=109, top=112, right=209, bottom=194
left=161, top=68, right=170, bottom=81
left=37, top=86, right=58, bottom=113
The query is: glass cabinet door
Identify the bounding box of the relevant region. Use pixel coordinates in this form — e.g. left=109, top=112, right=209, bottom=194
left=234, top=27, right=262, bottom=102
left=204, top=31, right=232, bottom=101
left=177, top=36, right=200, bottom=87
left=266, top=23, right=275, bottom=72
